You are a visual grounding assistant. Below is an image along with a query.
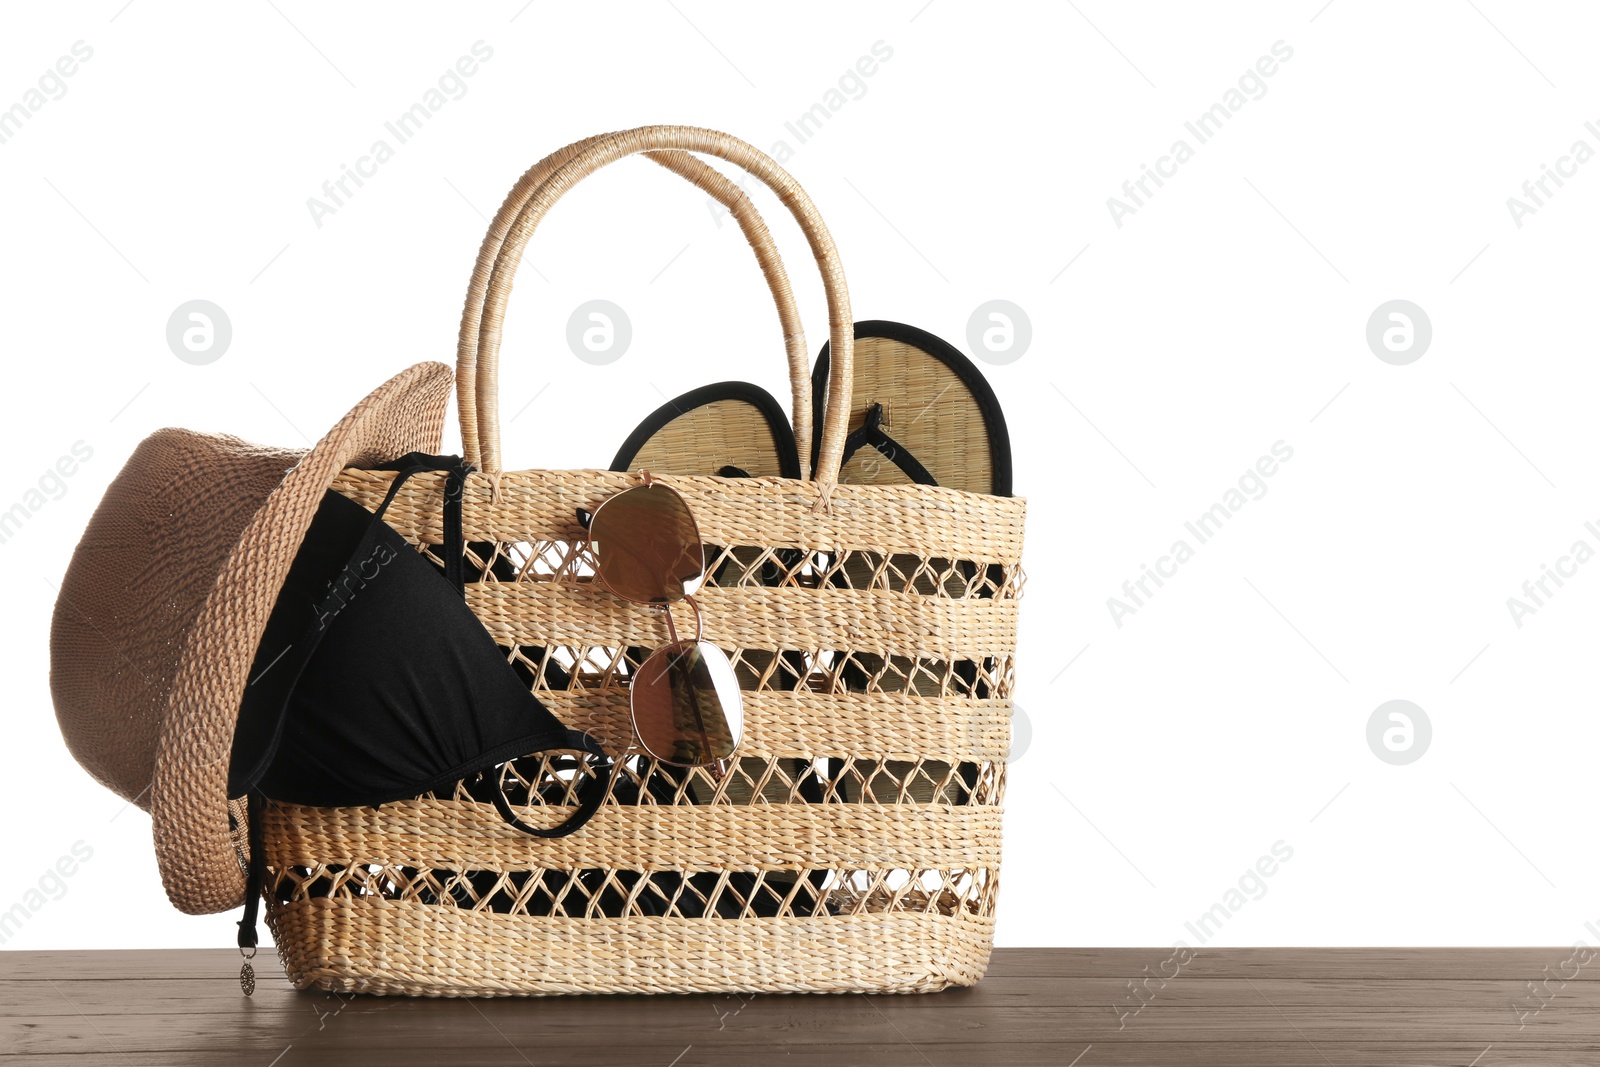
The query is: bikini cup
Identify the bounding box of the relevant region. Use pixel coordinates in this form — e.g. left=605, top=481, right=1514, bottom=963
left=226, top=455, right=613, bottom=949
left=229, top=455, right=607, bottom=828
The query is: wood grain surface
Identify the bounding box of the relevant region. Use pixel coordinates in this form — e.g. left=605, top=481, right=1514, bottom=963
left=3, top=948, right=1597, bottom=1065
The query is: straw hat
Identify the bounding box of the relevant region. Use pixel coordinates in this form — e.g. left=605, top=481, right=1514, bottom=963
left=50, top=361, right=454, bottom=914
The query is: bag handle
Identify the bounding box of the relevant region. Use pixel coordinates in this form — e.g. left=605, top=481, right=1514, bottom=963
left=457, top=133, right=815, bottom=469
left=642, top=148, right=813, bottom=461
left=456, top=126, right=853, bottom=484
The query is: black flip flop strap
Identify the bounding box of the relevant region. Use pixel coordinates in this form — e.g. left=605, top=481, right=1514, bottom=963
left=838, top=405, right=938, bottom=487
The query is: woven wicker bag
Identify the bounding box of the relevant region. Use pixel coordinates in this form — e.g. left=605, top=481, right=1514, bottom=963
left=256, top=126, right=1026, bottom=996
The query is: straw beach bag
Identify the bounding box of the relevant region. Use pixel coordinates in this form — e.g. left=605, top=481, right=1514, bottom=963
left=257, top=127, right=1026, bottom=996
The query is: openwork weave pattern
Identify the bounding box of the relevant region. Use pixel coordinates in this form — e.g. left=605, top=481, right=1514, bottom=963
left=257, top=470, right=1024, bottom=995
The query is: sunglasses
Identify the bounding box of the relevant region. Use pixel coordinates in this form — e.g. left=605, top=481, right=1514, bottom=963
left=581, top=474, right=743, bottom=769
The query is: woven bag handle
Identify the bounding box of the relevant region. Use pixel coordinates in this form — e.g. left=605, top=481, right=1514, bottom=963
left=457, top=132, right=814, bottom=468
left=457, top=125, right=853, bottom=483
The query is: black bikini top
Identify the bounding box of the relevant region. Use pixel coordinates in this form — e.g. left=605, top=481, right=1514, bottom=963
left=227, top=454, right=608, bottom=948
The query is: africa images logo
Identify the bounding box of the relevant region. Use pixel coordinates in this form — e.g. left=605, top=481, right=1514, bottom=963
left=1106, top=40, right=1294, bottom=228
left=305, top=41, right=494, bottom=228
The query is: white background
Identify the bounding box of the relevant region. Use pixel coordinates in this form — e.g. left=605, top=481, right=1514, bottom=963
left=3, top=1, right=1597, bottom=951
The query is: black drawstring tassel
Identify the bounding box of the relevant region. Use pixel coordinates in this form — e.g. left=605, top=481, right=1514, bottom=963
left=236, top=789, right=266, bottom=995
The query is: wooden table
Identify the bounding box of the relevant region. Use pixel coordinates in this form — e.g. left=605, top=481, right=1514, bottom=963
left=4, top=948, right=1597, bottom=1065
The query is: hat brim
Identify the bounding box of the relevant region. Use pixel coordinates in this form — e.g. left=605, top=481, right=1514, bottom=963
left=151, top=361, right=454, bottom=914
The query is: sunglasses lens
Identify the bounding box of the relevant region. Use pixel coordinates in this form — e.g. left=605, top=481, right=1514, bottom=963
left=631, top=640, right=743, bottom=766
left=591, top=484, right=704, bottom=604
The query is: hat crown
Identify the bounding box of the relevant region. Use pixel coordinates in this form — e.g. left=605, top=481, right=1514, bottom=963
left=50, top=428, right=304, bottom=805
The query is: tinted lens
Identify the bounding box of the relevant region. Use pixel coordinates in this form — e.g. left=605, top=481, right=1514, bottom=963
left=631, top=640, right=743, bottom=766
left=591, top=484, right=704, bottom=604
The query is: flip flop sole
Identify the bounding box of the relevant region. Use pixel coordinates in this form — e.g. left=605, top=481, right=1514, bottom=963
left=812, top=320, right=1012, bottom=496
left=611, top=381, right=800, bottom=480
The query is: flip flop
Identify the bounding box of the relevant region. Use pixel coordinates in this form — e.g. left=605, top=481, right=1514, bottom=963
left=811, top=321, right=1014, bottom=805
left=811, top=320, right=1011, bottom=495
left=611, top=380, right=801, bottom=480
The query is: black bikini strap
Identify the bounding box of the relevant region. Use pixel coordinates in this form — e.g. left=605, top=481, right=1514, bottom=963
left=487, top=730, right=614, bottom=838
left=391, top=454, right=611, bottom=838
left=839, top=404, right=938, bottom=487
left=232, top=455, right=608, bottom=952
left=373, top=453, right=474, bottom=597
left=235, top=788, right=266, bottom=951
left=442, top=461, right=470, bottom=596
